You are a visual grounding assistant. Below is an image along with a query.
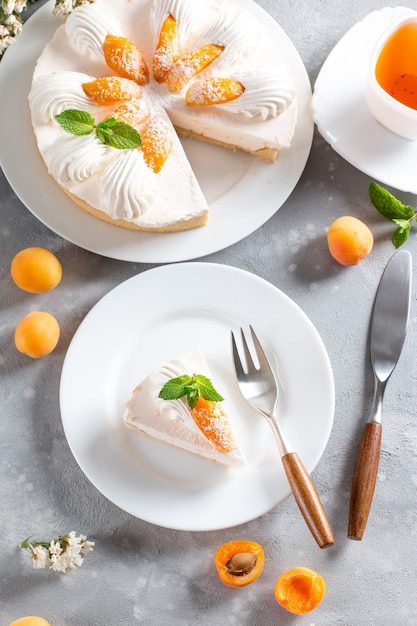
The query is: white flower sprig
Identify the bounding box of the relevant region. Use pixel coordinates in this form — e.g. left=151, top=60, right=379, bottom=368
left=0, top=0, right=96, bottom=58
left=21, top=531, right=94, bottom=573
left=0, top=0, right=29, bottom=58
left=52, top=0, right=96, bottom=19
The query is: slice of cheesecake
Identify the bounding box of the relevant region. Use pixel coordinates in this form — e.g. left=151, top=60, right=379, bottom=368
left=123, top=350, right=246, bottom=468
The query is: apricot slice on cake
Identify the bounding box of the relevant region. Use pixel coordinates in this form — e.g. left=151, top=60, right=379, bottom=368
left=215, top=540, right=265, bottom=588
left=111, top=97, right=149, bottom=126
left=166, top=43, right=225, bottom=92
left=186, top=77, right=245, bottom=106
left=82, top=77, right=142, bottom=104
left=190, top=396, right=235, bottom=454
left=103, top=35, right=149, bottom=85
left=141, top=118, right=173, bottom=173
left=153, top=13, right=181, bottom=83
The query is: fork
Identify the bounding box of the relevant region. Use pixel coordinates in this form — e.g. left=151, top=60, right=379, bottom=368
left=231, top=326, right=334, bottom=549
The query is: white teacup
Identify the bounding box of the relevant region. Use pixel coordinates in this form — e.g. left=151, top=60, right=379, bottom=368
left=366, top=16, right=417, bottom=140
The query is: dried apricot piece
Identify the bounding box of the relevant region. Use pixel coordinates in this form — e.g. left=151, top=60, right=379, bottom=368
left=186, top=77, right=245, bottom=106
left=274, top=567, right=325, bottom=614
left=82, top=77, right=141, bottom=104
left=166, top=43, right=225, bottom=92
left=215, top=540, right=264, bottom=588
left=141, top=119, right=172, bottom=173
left=11, top=247, right=62, bottom=293
left=103, top=35, right=149, bottom=85
left=15, top=312, right=60, bottom=359
left=190, top=396, right=235, bottom=453
left=111, top=97, right=149, bottom=126
left=153, top=13, right=181, bottom=83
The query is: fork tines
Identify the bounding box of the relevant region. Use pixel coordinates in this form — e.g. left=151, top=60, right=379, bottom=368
left=231, top=325, right=272, bottom=377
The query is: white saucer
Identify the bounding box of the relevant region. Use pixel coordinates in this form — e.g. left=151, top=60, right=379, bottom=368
left=312, top=6, right=417, bottom=194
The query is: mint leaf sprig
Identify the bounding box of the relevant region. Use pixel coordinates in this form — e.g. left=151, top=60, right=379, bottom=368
left=55, top=109, right=142, bottom=150
left=159, top=374, right=224, bottom=410
left=368, top=182, right=416, bottom=248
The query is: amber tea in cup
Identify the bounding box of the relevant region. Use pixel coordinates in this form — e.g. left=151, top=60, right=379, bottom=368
left=366, top=16, right=417, bottom=139
left=375, top=20, right=417, bottom=109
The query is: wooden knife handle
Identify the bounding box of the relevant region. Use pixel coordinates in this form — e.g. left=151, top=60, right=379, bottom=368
left=282, top=452, right=334, bottom=549
left=348, top=422, right=382, bottom=540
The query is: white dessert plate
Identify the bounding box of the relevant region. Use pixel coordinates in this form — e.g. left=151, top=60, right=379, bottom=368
left=0, top=0, right=313, bottom=264
left=60, top=263, right=334, bottom=531
left=312, top=6, right=417, bottom=194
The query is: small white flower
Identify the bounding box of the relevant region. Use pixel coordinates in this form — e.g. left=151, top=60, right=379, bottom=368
left=31, top=545, right=50, bottom=570
left=21, top=531, right=94, bottom=573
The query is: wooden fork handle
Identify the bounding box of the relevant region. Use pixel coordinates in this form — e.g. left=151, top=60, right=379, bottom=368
left=282, top=452, right=334, bottom=549
left=348, top=422, right=382, bottom=541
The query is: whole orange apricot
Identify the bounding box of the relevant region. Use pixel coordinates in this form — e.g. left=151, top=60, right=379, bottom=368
left=11, top=247, right=62, bottom=293
left=327, top=216, right=373, bottom=266
left=14, top=311, right=60, bottom=358
left=215, top=540, right=264, bottom=588
left=274, top=566, right=325, bottom=614
left=8, top=618, right=50, bottom=626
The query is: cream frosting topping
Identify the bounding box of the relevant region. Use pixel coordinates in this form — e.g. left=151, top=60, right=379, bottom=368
left=123, top=350, right=247, bottom=468
left=65, top=4, right=123, bottom=63
left=29, top=71, right=102, bottom=122
left=100, top=150, right=156, bottom=219
left=215, top=68, right=296, bottom=119
left=44, top=134, right=113, bottom=183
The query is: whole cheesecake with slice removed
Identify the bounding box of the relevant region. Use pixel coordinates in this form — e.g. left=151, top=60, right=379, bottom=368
left=28, top=0, right=297, bottom=233
left=123, top=351, right=246, bottom=468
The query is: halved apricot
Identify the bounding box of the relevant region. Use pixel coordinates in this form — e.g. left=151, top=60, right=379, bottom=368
left=166, top=43, right=225, bottom=92
left=274, top=566, right=325, bottom=614
left=153, top=13, right=181, bottom=83
left=215, top=540, right=264, bottom=588
left=186, top=77, right=245, bottom=106
left=103, top=35, right=149, bottom=85
left=82, top=77, right=141, bottom=104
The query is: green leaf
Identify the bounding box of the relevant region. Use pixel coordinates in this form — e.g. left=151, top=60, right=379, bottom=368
left=193, top=374, right=224, bottom=402
left=158, top=373, right=224, bottom=410
left=96, top=118, right=142, bottom=150
left=368, top=182, right=414, bottom=220
left=55, top=109, right=95, bottom=136
left=392, top=220, right=411, bottom=248
left=158, top=375, right=191, bottom=401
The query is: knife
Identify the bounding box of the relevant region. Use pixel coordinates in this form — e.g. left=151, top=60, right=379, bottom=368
left=348, top=249, right=412, bottom=540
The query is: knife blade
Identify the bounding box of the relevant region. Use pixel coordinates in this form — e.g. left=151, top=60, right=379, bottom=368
left=348, top=249, right=412, bottom=540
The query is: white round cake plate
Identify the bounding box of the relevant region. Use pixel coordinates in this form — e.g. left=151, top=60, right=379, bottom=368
left=59, top=263, right=335, bottom=531
left=0, top=0, right=313, bottom=263
left=312, top=6, right=417, bottom=194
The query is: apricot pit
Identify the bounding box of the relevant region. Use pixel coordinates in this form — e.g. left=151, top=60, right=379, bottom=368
left=215, top=540, right=264, bottom=587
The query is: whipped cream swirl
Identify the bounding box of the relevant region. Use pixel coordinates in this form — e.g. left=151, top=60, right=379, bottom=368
left=195, top=8, right=259, bottom=69
left=150, top=0, right=208, bottom=49
left=66, top=4, right=122, bottom=62
left=214, top=68, right=296, bottom=119
left=44, top=135, right=114, bottom=183
left=29, top=72, right=101, bottom=123
left=100, top=151, right=156, bottom=220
